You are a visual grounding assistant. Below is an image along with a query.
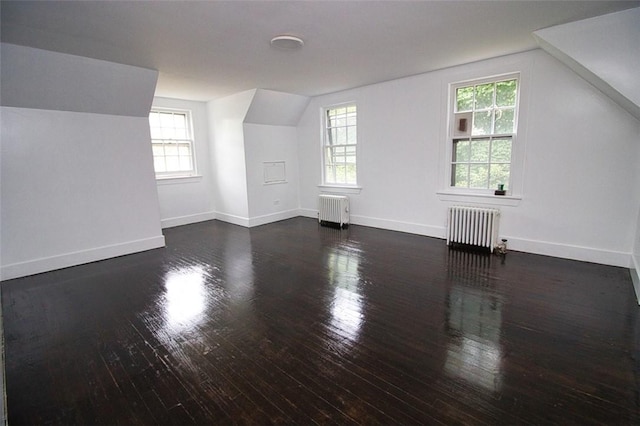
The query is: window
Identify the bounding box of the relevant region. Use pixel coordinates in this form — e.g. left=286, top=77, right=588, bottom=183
left=149, top=108, right=195, bottom=178
left=449, top=75, right=518, bottom=192
left=323, top=104, right=357, bottom=186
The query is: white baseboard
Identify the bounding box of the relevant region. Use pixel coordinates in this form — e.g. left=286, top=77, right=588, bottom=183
left=161, top=211, right=216, bottom=229
left=631, top=255, right=640, bottom=305
left=0, top=235, right=166, bottom=281
left=301, top=208, right=631, bottom=268
left=248, top=209, right=300, bottom=227
left=350, top=214, right=445, bottom=239
left=505, top=236, right=631, bottom=268
left=215, top=209, right=301, bottom=228
left=299, top=208, right=318, bottom=220
left=213, top=212, right=251, bottom=227
left=300, top=210, right=445, bottom=238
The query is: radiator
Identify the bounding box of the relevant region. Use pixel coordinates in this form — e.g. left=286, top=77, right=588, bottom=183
left=318, top=195, right=350, bottom=228
left=446, top=206, right=500, bottom=252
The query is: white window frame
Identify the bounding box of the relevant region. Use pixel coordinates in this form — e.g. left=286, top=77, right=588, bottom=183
left=438, top=62, right=530, bottom=206
left=321, top=103, right=359, bottom=189
left=149, top=107, right=197, bottom=179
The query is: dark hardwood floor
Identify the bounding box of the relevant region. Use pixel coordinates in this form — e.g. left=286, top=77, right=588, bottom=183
left=2, top=217, right=639, bottom=424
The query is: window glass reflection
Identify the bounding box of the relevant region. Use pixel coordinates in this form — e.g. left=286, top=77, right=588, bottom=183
left=327, top=251, right=363, bottom=342
left=163, top=266, right=206, bottom=330
left=444, top=251, right=504, bottom=393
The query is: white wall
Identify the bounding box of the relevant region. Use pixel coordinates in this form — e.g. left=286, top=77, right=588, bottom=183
left=534, top=7, right=640, bottom=120
left=297, top=49, right=640, bottom=267
left=152, top=97, right=215, bottom=228
left=632, top=134, right=640, bottom=304
left=0, top=44, right=164, bottom=280
left=207, top=90, right=254, bottom=226
left=207, top=89, right=308, bottom=228
left=244, top=123, right=300, bottom=226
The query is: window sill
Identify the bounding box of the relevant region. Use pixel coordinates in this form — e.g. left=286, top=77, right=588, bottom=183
left=436, top=191, right=521, bottom=206
left=156, top=175, right=203, bottom=185
left=318, top=185, right=362, bottom=195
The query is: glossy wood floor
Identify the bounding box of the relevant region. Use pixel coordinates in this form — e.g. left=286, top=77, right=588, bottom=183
left=3, top=218, right=639, bottom=424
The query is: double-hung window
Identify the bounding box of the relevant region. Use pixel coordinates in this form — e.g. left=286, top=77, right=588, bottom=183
left=449, top=75, right=519, bottom=192
left=323, top=104, right=357, bottom=186
left=149, top=108, right=196, bottom=178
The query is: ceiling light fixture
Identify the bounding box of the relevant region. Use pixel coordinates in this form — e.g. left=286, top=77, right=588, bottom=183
left=270, top=35, right=304, bottom=50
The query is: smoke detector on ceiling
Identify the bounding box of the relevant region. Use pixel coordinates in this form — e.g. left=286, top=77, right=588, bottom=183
left=270, top=35, right=304, bottom=50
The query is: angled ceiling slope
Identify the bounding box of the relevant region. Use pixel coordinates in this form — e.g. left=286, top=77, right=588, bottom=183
left=244, top=90, right=310, bottom=126
left=534, top=7, right=640, bottom=120
left=2, top=1, right=639, bottom=101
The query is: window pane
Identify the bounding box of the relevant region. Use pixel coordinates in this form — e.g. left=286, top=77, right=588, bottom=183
left=324, top=104, right=357, bottom=185
left=452, top=164, right=469, bottom=187
left=496, top=79, right=517, bottom=107
left=491, top=138, right=512, bottom=162
left=149, top=112, right=160, bottom=128
left=328, top=129, right=338, bottom=145
left=473, top=111, right=492, bottom=135
left=179, top=156, right=192, bottom=170
left=489, top=164, right=510, bottom=190
left=347, top=127, right=357, bottom=144
left=150, top=109, right=195, bottom=177
left=159, top=112, right=174, bottom=128
left=494, top=108, right=515, bottom=134
left=173, top=113, right=186, bottom=128
left=456, top=86, right=474, bottom=112
left=474, top=83, right=494, bottom=110
left=325, top=165, right=335, bottom=182
left=161, top=127, right=176, bottom=139
left=453, top=139, right=470, bottom=162
left=165, top=156, right=180, bottom=172
left=470, top=139, right=490, bottom=162
left=346, top=164, right=357, bottom=184
left=335, top=165, right=346, bottom=184
left=154, top=157, right=166, bottom=172
left=469, top=164, right=489, bottom=188
left=152, top=145, right=164, bottom=156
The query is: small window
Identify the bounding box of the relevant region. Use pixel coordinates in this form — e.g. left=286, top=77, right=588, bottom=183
left=323, top=104, right=357, bottom=186
left=149, top=108, right=196, bottom=178
left=449, top=75, right=518, bottom=192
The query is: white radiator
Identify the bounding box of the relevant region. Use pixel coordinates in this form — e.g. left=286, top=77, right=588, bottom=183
left=446, top=206, right=500, bottom=252
left=318, top=195, right=350, bottom=228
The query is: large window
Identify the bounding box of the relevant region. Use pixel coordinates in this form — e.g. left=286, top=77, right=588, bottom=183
left=323, top=104, right=357, bottom=186
left=149, top=108, right=195, bottom=178
left=449, top=75, right=519, bottom=192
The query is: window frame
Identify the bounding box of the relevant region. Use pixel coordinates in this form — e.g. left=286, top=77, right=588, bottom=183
left=438, top=63, right=529, bottom=206
left=321, top=102, right=359, bottom=188
left=448, top=73, right=520, bottom=194
left=149, top=107, right=197, bottom=180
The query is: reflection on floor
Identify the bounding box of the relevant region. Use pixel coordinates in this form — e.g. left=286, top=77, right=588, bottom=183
left=3, top=218, right=639, bottom=424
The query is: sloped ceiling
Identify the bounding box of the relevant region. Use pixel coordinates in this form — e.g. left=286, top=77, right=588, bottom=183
left=2, top=1, right=638, bottom=101
left=0, top=44, right=158, bottom=116
left=534, top=7, right=640, bottom=120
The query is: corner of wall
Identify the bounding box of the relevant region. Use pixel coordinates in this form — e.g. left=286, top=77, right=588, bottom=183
left=631, top=257, right=640, bottom=305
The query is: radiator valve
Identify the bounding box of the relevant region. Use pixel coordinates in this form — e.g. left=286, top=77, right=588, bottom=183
left=495, top=239, right=508, bottom=256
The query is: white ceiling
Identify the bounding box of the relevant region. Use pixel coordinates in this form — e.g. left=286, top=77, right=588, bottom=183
left=2, top=1, right=638, bottom=102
